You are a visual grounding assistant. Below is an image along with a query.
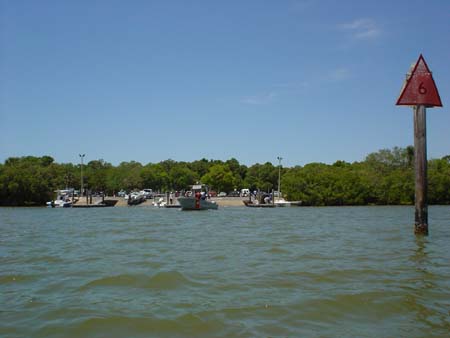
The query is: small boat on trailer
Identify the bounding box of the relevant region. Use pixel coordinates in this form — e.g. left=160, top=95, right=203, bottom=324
left=178, top=184, right=218, bottom=210
left=127, top=191, right=146, bottom=206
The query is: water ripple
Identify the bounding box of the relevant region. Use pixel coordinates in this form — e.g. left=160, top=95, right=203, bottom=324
left=80, top=271, right=197, bottom=291
left=1, top=206, right=449, bottom=337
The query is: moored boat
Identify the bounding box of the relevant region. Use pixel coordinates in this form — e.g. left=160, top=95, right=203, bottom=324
left=243, top=200, right=275, bottom=208
left=46, top=189, right=74, bottom=208
left=274, top=193, right=303, bottom=207
left=243, top=191, right=275, bottom=208
left=178, top=184, right=218, bottom=210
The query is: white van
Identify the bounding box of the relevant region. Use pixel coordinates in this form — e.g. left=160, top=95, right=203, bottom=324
left=240, top=188, right=250, bottom=197
left=141, top=189, right=153, bottom=199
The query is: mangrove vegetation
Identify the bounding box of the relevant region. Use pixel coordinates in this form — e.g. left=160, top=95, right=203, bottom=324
left=0, top=147, right=449, bottom=206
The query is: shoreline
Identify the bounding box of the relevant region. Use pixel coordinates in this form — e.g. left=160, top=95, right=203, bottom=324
left=74, top=196, right=248, bottom=207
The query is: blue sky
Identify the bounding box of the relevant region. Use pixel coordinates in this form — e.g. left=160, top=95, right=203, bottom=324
left=1, top=0, right=449, bottom=167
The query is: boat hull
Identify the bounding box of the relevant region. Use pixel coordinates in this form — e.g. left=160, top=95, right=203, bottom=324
left=274, top=202, right=291, bottom=207
left=46, top=200, right=72, bottom=208
left=127, top=195, right=146, bottom=206
left=243, top=200, right=275, bottom=208
left=178, top=197, right=218, bottom=210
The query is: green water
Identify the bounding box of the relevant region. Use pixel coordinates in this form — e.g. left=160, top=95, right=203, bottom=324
left=1, top=206, right=449, bottom=337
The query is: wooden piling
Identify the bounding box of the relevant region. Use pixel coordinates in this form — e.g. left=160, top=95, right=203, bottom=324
left=413, top=105, right=428, bottom=235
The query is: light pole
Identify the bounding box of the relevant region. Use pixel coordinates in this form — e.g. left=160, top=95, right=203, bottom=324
left=79, top=154, right=85, bottom=197
left=277, top=156, right=283, bottom=200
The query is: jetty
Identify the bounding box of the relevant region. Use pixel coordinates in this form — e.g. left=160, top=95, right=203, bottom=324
left=72, top=196, right=118, bottom=208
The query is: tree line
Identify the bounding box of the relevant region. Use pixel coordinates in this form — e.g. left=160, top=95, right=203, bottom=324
left=0, top=147, right=449, bottom=206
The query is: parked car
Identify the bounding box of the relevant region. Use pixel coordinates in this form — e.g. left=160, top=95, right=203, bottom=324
left=209, top=191, right=217, bottom=197
left=118, top=190, right=126, bottom=197
left=228, top=191, right=240, bottom=197
left=141, top=189, right=153, bottom=199
left=218, top=192, right=227, bottom=197
left=241, top=188, right=250, bottom=197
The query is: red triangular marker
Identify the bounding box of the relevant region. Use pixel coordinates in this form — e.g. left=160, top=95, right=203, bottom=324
left=396, top=54, right=443, bottom=107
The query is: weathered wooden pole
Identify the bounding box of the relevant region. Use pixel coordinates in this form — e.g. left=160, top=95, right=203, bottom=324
left=413, top=105, right=428, bottom=234
left=396, top=54, right=442, bottom=235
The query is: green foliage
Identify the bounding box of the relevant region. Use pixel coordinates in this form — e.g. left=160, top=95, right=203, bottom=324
left=113, top=161, right=143, bottom=192
left=428, top=158, right=450, bottom=204
left=282, top=163, right=368, bottom=206
left=282, top=147, right=443, bottom=206
left=201, top=164, right=235, bottom=192
left=1, top=147, right=449, bottom=206
left=169, top=164, right=198, bottom=191
left=86, top=159, right=112, bottom=192
left=0, top=156, right=57, bottom=205
left=244, top=162, right=277, bottom=192
left=188, top=158, right=211, bottom=178
left=140, top=163, right=169, bottom=192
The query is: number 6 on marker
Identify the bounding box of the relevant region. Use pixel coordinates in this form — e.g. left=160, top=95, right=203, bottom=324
left=396, top=54, right=442, bottom=107
left=419, top=82, right=427, bottom=95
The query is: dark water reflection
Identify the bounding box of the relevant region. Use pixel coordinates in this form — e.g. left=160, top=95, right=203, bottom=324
left=0, top=206, right=449, bottom=337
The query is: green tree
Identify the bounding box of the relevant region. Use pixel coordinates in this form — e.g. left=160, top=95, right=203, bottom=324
left=169, top=164, right=197, bottom=191
left=244, top=162, right=277, bottom=192
left=1, top=147, right=449, bottom=206
left=112, top=161, right=143, bottom=191
left=85, top=159, right=112, bottom=193
left=428, top=158, right=450, bottom=204
left=0, top=156, right=55, bottom=205
left=189, top=158, right=211, bottom=178
left=141, top=164, right=163, bottom=191
left=201, top=164, right=235, bottom=192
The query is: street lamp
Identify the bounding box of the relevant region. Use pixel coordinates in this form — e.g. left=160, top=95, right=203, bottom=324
left=277, top=156, right=283, bottom=200
left=64, top=174, right=69, bottom=190
left=79, top=154, right=85, bottom=197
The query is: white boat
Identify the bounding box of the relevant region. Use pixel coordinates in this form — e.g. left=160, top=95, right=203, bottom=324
left=153, top=197, right=167, bottom=207
left=274, top=198, right=292, bottom=207
left=127, top=191, right=146, bottom=206
left=273, top=189, right=302, bottom=207
left=46, top=189, right=74, bottom=208
left=178, top=184, right=218, bottom=210
left=275, top=198, right=302, bottom=207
